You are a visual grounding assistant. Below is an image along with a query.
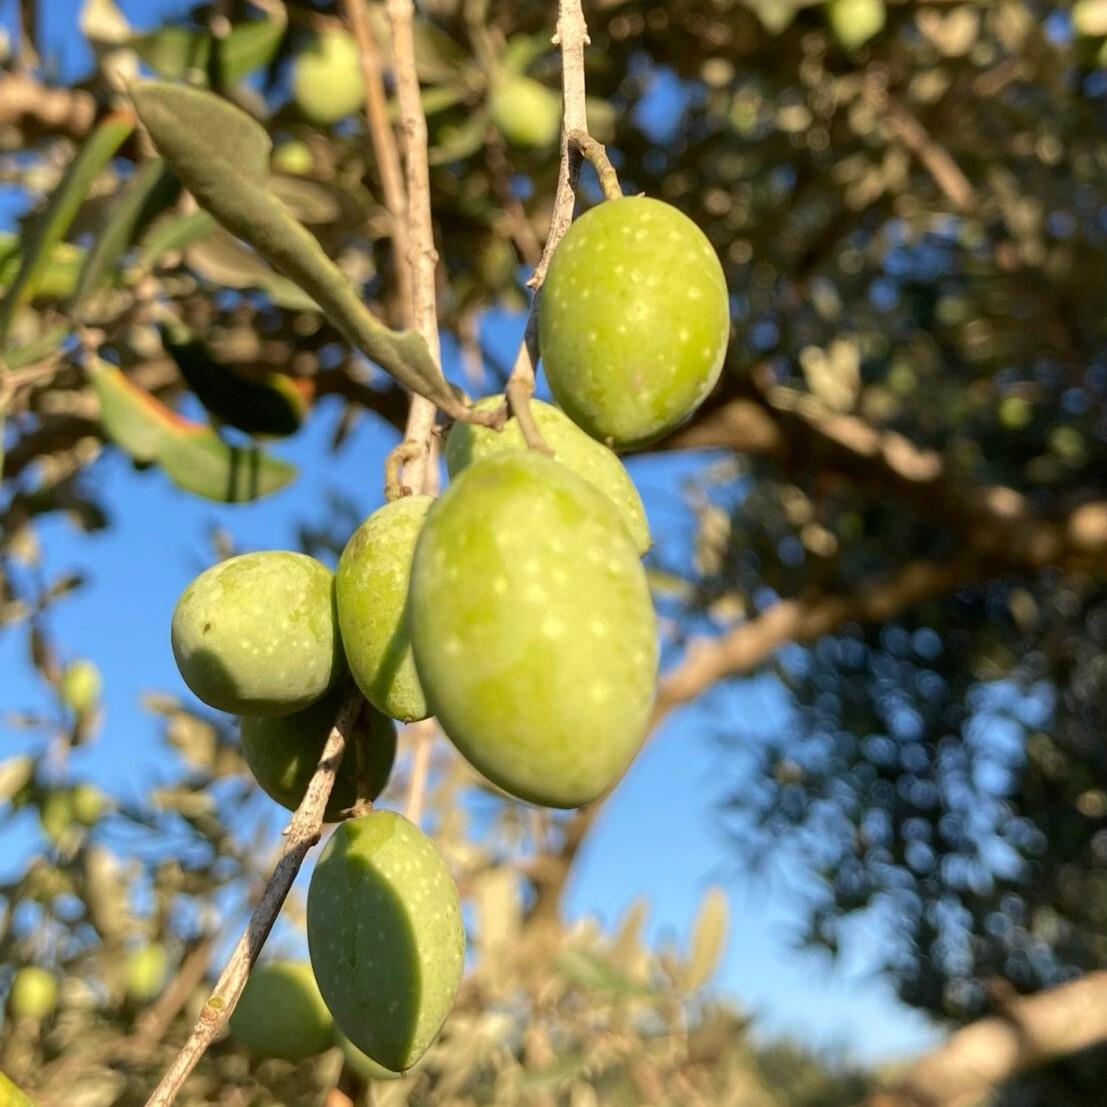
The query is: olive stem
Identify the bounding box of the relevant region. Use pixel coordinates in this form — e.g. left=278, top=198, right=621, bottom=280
left=568, top=131, right=623, bottom=202
left=503, top=0, right=594, bottom=454
left=141, top=695, right=362, bottom=1107
left=403, top=717, right=435, bottom=826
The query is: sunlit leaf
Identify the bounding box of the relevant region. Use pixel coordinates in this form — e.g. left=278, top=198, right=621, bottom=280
left=681, top=886, right=729, bottom=992
left=88, top=357, right=297, bottom=502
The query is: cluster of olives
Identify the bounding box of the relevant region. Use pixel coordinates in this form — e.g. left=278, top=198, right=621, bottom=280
left=168, top=194, right=729, bottom=1073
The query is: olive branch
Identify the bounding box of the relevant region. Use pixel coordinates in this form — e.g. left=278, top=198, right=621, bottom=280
left=140, top=1, right=603, bottom=1103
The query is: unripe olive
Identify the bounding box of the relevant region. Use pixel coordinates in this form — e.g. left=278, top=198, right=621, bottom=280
left=445, top=396, right=651, bottom=555
left=0, top=1072, right=35, bottom=1106
left=307, top=812, right=464, bottom=1073
left=489, top=76, right=561, bottom=149
left=539, top=196, right=730, bottom=449
left=125, top=944, right=169, bottom=1002
left=411, top=452, right=658, bottom=808
left=336, top=497, right=431, bottom=723
left=61, top=659, right=101, bottom=716
left=9, top=966, right=59, bottom=1020
left=271, top=140, right=314, bottom=176
left=171, top=552, right=342, bottom=717
left=39, top=790, right=73, bottom=845
left=241, top=684, right=396, bottom=820
left=293, top=30, right=365, bottom=126
left=229, top=961, right=334, bottom=1062
left=826, top=0, right=886, bottom=50
left=70, top=783, right=107, bottom=826
left=336, top=1028, right=407, bottom=1082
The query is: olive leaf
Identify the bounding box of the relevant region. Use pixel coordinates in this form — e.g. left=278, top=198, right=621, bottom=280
left=680, top=886, right=729, bottom=992
left=159, top=319, right=309, bottom=438
left=88, top=357, right=297, bottom=502
left=71, top=157, right=181, bottom=311
left=0, top=112, right=134, bottom=344
left=130, top=82, right=469, bottom=419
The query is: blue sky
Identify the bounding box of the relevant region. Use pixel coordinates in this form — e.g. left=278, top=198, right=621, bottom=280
left=0, top=0, right=942, bottom=1063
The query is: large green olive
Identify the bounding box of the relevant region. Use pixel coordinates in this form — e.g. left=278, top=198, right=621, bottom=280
left=9, top=967, right=59, bottom=1020
left=171, top=552, right=342, bottom=717
left=307, top=812, right=464, bottom=1073
left=336, top=497, right=431, bottom=723
left=445, top=396, right=651, bottom=555
left=292, top=30, right=365, bottom=126
left=539, top=196, right=730, bottom=450
left=336, top=1028, right=407, bottom=1082
left=228, top=961, right=334, bottom=1062
left=241, top=684, right=396, bottom=820
left=410, top=452, right=658, bottom=808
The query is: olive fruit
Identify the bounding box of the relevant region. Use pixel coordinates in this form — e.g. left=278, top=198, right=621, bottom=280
left=410, top=452, right=658, bottom=808
left=125, top=944, right=169, bottom=1002
left=61, top=659, right=101, bottom=716
left=292, top=30, right=365, bottom=126
left=336, top=1028, right=407, bottom=1082
left=229, top=961, right=334, bottom=1062
left=241, top=684, right=396, bottom=820
left=271, top=140, right=314, bottom=176
left=489, top=76, right=561, bottom=149
left=826, top=0, right=886, bottom=49
left=70, top=783, right=107, bottom=826
left=0, top=1072, right=35, bottom=1106
left=9, top=967, right=58, bottom=1020
left=336, top=497, right=431, bottom=723
left=171, top=552, right=342, bottom=717
left=307, top=812, right=464, bottom=1073
left=445, top=396, right=651, bottom=555
left=539, top=196, right=729, bottom=449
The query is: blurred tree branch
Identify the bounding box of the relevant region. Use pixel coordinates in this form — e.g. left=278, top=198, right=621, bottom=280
left=871, top=971, right=1107, bottom=1107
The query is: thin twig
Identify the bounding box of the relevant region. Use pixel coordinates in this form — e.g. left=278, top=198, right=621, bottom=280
left=384, top=0, right=441, bottom=497
left=503, top=0, right=596, bottom=454
left=403, top=718, right=435, bottom=826
left=569, top=131, right=622, bottom=202
left=143, top=696, right=362, bottom=1107
left=341, top=0, right=414, bottom=326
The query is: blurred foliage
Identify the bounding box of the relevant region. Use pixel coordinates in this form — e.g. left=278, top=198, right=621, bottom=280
left=5, top=0, right=1107, bottom=1103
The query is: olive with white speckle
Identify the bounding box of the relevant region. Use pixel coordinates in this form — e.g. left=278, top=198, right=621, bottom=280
left=539, top=196, right=730, bottom=450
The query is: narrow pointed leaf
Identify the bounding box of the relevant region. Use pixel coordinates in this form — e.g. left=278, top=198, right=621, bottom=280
left=681, top=886, right=729, bottom=991
left=137, top=209, right=216, bottom=268
left=160, top=321, right=308, bottom=437
left=71, top=158, right=181, bottom=310
left=214, top=18, right=285, bottom=86
left=0, top=235, right=87, bottom=302
left=131, top=25, right=210, bottom=79
left=88, top=357, right=296, bottom=501
left=2, top=327, right=69, bottom=371
left=0, top=113, right=134, bottom=344
left=131, top=82, right=467, bottom=418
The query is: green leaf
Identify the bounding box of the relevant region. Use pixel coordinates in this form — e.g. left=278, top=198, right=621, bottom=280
left=0, top=235, right=87, bottom=302
left=88, top=357, right=296, bottom=502
left=184, top=227, right=320, bottom=312
left=0, top=112, right=134, bottom=345
left=71, top=158, right=181, bottom=310
left=131, top=25, right=210, bottom=79
left=159, top=320, right=308, bottom=437
left=214, top=18, right=285, bottom=86
left=557, top=949, right=652, bottom=996
left=131, top=18, right=285, bottom=86
left=131, top=81, right=467, bottom=418
left=137, top=209, right=216, bottom=268
left=681, top=886, right=729, bottom=991
left=2, top=327, right=70, bottom=371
